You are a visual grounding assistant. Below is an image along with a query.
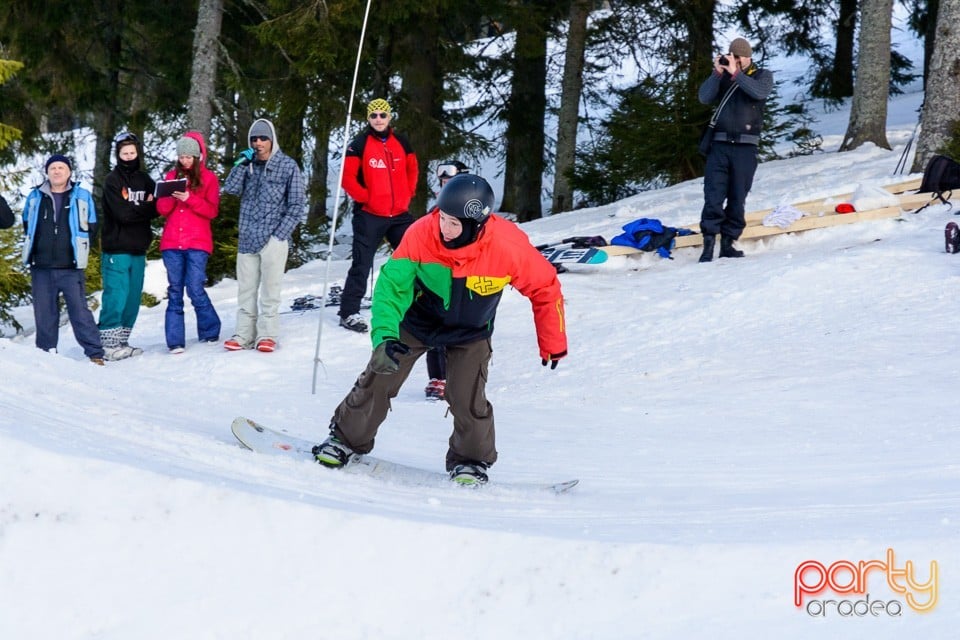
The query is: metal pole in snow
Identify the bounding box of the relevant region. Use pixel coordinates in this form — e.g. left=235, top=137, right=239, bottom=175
left=312, top=0, right=374, bottom=394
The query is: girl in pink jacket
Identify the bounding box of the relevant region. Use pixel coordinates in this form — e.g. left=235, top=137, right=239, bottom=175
left=156, top=131, right=221, bottom=353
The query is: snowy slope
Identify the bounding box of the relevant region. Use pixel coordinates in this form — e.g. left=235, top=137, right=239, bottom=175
left=2, top=87, right=958, bottom=637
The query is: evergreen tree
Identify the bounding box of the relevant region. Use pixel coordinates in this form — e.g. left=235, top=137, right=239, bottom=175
left=552, top=0, right=591, bottom=214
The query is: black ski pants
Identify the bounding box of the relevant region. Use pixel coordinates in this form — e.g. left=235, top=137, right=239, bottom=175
left=339, top=208, right=413, bottom=318
left=700, top=142, right=759, bottom=239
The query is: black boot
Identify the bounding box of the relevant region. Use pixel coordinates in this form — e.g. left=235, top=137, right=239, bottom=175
left=699, top=235, right=716, bottom=263
left=719, top=235, right=744, bottom=258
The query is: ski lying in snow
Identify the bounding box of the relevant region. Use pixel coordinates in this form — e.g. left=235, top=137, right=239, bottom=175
left=231, top=417, right=579, bottom=494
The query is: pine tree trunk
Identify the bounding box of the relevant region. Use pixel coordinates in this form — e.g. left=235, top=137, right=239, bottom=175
left=679, top=0, right=717, bottom=180
left=839, top=0, right=892, bottom=151
left=912, top=0, right=960, bottom=172
left=308, top=114, right=331, bottom=224
left=396, top=11, right=443, bottom=218
left=921, top=0, right=941, bottom=88
left=277, top=73, right=307, bottom=167
left=551, top=0, right=590, bottom=215
left=502, top=10, right=548, bottom=222
left=94, top=11, right=123, bottom=200
left=829, top=0, right=858, bottom=98
left=186, top=0, right=224, bottom=139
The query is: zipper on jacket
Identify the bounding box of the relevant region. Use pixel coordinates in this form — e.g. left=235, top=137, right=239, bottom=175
left=383, top=140, right=397, bottom=214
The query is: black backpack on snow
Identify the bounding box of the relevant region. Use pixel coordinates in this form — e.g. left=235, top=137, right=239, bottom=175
left=918, top=154, right=960, bottom=210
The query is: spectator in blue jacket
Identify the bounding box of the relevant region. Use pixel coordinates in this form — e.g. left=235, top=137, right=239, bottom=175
left=22, top=155, right=106, bottom=364
left=222, top=118, right=305, bottom=353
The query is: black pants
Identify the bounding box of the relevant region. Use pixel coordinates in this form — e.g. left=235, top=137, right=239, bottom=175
left=700, top=142, right=758, bottom=239
left=339, top=208, right=413, bottom=318
left=426, top=347, right=446, bottom=379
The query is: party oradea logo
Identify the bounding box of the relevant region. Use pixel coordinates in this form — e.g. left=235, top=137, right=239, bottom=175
left=794, top=548, right=938, bottom=617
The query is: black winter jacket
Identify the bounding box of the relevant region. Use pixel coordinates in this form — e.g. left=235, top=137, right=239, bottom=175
left=0, top=194, right=13, bottom=229
left=101, top=161, right=157, bottom=255
left=699, top=64, right=774, bottom=145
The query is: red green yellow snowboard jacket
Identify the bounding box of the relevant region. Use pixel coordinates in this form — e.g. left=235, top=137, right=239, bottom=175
left=370, top=211, right=567, bottom=361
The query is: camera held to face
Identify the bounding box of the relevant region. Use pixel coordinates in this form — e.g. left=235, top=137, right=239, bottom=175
left=719, top=55, right=730, bottom=66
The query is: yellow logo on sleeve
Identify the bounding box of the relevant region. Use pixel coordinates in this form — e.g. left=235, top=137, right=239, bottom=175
left=465, top=275, right=511, bottom=296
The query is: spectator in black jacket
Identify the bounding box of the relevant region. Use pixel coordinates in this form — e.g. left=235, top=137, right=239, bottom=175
left=98, top=132, right=157, bottom=360
left=0, top=193, right=14, bottom=229
left=698, top=37, right=773, bottom=262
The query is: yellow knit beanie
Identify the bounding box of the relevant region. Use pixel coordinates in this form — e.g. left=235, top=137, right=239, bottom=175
left=367, top=98, right=392, bottom=117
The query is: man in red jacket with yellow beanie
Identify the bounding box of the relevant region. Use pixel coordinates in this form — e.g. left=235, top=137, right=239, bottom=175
left=313, top=175, right=567, bottom=485
left=338, top=97, right=419, bottom=333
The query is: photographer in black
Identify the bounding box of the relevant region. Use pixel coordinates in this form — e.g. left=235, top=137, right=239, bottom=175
left=697, top=37, right=773, bottom=262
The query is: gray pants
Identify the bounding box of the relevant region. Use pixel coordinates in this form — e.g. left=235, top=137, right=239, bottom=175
left=234, top=237, right=288, bottom=346
left=331, top=328, right=497, bottom=471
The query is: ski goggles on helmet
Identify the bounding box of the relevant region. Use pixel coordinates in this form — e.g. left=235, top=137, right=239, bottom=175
left=436, top=164, right=463, bottom=179
left=113, top=131, right=140, bottom=146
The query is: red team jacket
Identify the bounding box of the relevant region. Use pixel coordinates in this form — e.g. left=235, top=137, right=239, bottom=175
left=341, top=127, right=419, bottom=217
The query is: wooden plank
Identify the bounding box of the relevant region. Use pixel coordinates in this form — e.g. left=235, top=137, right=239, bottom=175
left=683, top=177, right=925, bottom=234
left=672, top=192, right=933, bottom=249
left=599, top=190, right=936, bottom=254
left=742, top=176, right=923, bottom=223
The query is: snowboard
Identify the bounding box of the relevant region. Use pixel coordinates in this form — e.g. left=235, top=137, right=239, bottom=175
left=537, top=235, right=609, bottom=265
left=539, top=245, right=608, bottom=265
left=231, top=416, right=579, bottom=494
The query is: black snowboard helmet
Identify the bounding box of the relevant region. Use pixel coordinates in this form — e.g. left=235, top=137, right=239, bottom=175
left=437, top=174, right=495, bottom=249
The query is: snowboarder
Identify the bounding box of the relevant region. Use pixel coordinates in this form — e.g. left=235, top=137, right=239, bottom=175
left=313, top=175, right=568, bottom=485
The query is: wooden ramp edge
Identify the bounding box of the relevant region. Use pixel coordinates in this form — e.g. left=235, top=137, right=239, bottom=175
left=681, top=177, right=925, bottom=234
left=599, top=189, right=936, bottom=253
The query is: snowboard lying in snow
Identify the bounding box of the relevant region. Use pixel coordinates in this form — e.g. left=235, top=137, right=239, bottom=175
left=231, top=417, right=579, bottom=494
left=539, top=245, right=608, bottom=265
left=537, top=236, right=610, bottom=265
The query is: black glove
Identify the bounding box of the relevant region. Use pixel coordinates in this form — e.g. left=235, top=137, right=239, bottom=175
left=233, top=148, right=255, bottom=167
left=541, top=350, right=567, bottom=370
left=371, top=339, right=411, bottom=374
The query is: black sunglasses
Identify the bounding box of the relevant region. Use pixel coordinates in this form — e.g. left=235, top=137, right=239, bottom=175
left=369, top=112, right=389, bottom=120
left=250, top=135, right=271, bottom=142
